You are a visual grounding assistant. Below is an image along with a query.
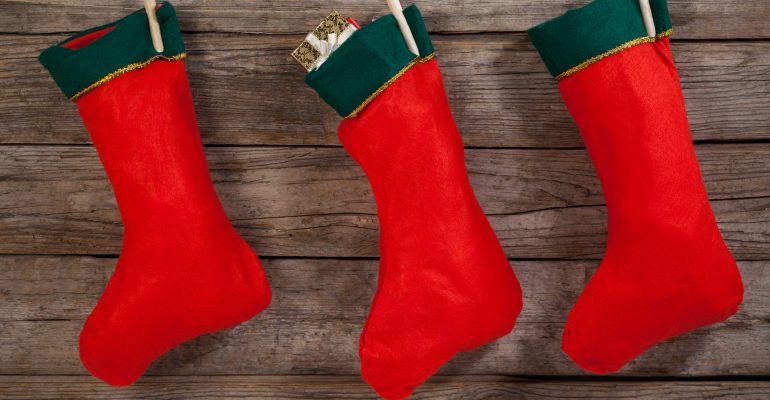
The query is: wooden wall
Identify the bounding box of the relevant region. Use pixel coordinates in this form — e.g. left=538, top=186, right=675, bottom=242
left=1, top=0, right=769, bottom=398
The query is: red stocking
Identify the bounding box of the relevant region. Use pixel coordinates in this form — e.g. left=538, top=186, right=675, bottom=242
left=529, top=0, right=743, bottom=373
left=304, top=6, right=522, bottom=399
left=39, top=3, right=271, bottom=385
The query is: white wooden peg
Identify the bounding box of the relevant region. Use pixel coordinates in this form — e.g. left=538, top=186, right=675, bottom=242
left=639, top=0, right=656, bottom=37
left=144, top=0, right=164, bottom=52
left=386, top=0, right=419, bottom=56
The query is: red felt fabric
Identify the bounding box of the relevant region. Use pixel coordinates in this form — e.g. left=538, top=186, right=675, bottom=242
left=75, top=59, right=271, bottom=385
left=557, top=38, right=744, bottom=373
left=62, top=26, right=115, bottom=50
left=338, top=59, right=523, bottom=399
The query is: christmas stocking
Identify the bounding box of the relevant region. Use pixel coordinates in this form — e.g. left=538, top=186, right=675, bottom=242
left=529, top=0, right=743, bottom=373
left=300, top=7, right=522, bottom=399
left=39, top=3, right=271, bottom=385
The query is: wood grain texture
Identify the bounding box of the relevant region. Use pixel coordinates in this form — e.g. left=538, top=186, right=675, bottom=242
left=1, top=376, right=770, bottom=399
left=2, top=1, right=769, bottom=396
left=1, top=256, right=768, bottom=377
left=1, top=0, right=769, bottom=38
left=1, top=144, right=768, bottom=258
left=4, top=34, right=770, bottom=147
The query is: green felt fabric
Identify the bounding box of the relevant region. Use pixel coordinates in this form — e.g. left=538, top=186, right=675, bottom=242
left=528, top=0, right=672, bottom=78
left=39, top=2, right=186, bottom=99
left=305, top=4, right=435, bottom=117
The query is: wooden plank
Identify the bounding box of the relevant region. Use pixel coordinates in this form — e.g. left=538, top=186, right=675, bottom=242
left=0, top=144, right=768, bottom=258
left=1, top=256, right=768, bottom=376
left=1, top=376, right=770, bottom=399
left=1, top=0, right=769, bottom=38
left=4, top=34, right=770, bottom=147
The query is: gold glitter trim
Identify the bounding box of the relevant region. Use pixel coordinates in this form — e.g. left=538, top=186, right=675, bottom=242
left=556, top=29, right=673, bottom=81
left=345, top=53, right=435, bottom=118
left=71, top=53, right=188, bottom=101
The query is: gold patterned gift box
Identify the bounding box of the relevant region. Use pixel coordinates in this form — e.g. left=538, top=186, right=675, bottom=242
left=292, top=11, right=357, bottom=71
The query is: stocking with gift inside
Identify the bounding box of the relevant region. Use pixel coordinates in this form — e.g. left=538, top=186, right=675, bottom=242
left=39, top=3, right=271, bottom=386
left=299, top=6, right=523, bottom=399
left=529, top=0, right=743, bottom=374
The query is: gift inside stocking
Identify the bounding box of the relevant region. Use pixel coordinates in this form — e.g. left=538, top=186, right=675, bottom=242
left=39, top=3, right=271, bottom=385
left=304, top=6, right=522, bottom=399
left=529, top=0, right=743, bottom=373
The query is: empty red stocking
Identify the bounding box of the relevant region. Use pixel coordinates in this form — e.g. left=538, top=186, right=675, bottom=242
left=529, top=0, right=743, bottom=373
left=303, top=6, right=522, bottom=399
left=39, top=3, right=271, bottom=385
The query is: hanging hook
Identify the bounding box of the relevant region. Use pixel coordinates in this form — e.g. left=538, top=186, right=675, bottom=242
left=386, top=0, right=419, bottom=56
left=638, top=0, right=656, bottom=37
left=144, top=0, right=164, bottom=52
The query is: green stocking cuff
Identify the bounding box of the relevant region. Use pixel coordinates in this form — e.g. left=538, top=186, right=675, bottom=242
left=528, top=0, right=672, bottom=80
left=305, top=5, right=435, bottom=118
left=39, top=2, right=186, bottom=100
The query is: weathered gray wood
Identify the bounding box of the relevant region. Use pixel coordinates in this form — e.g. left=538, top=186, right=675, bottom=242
left=1, top=376, right=770, bottom=399
left=2, top=0, right=769, bottom=395
left=1, top=0, right=769, bottom=38
left=1, top=256, right=768, bottom=376
left=4, top=34, right=770, bottom=147
left=0, top=144, right=768, bottom=258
